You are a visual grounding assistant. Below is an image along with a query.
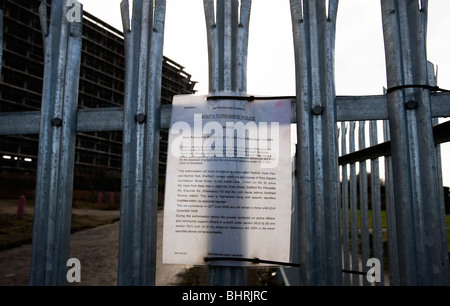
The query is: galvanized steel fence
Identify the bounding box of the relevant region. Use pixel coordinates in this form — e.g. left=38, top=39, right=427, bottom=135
left=0, top=0, right=449, bottom=286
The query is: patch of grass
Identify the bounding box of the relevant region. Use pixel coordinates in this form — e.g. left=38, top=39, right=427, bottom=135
left=72, top=199, right=120, bottom=210
left=0, top=212, right=119, bottom=252
left=70, top=214, right=120, bottom=233
left=0, top=214, right=35, bottom=251
left=343, top=209, right=387, bottom=229
left=344, top=209, right=450, bottom=248
left=72, top=200, right=98, bottom=209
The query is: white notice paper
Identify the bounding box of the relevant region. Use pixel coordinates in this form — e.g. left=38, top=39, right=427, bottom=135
left=162, top=95, right=292, bottom=266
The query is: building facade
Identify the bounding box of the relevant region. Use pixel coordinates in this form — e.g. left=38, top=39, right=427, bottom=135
left=0, top=0, right=196, bottom=194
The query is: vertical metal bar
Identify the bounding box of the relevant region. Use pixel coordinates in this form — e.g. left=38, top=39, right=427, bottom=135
left=29, top=0, right=83, bottom=285
left=340, top=122, right=350, bottom=286
left=429, top=61, right=450, bottom=283
left=381, top=0, right=449, bottom=285
left=204, top=0, right=251, bottom=93
left=358, top=121, right=370, bottom=286
left=204, top=0, right=251, bottom=286
left=349, top=122, right=359, bottom=286
left=290, top=0, right=341, bottom=286
left=222, top=0, right=238, bottom=91
left=0, top=10, right=3, bottom=77
left=236, top=0, right=251, bottom=93
left=433, top=117, right=449, bottom=283
left=383, top=120, right=399, bottom=285
left=278, top=123, right=301, bottom=286
left=281, top=141, right=300, bottom=286
left=216, top=0, right=225, bottom=91
left=369, top=120, right=384, bottom=285
left=118, top=0, right=166, bottom=286
left=204, top=0, right=219, bottom=92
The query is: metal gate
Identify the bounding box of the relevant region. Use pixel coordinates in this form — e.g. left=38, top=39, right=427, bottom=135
left=0, top=0, right=449, bottom=286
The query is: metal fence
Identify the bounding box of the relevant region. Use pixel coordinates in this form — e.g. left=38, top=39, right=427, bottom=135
left=0, top=0, right=449, bottom=286
left=337, top=115, right=449, bottom=286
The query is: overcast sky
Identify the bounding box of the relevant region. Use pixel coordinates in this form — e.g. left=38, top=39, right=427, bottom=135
left=78, top=0, right=450, bottom=187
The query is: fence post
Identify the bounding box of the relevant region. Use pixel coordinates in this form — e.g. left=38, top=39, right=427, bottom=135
left=117, top=0, right=166, bottom=286
left=382, top=120, right=400, bottom=285
left=29, top=0, right=83, bottom=286
left=381, top=0, right=449, bottom=285
left=429, top=63, right=450, bottom=282
left=348, top=122, right=360, bottom=285
left=204, top=0, right=251, bottom=286
left=340, top=123, right=350, bottom=286
left=358, top=121, right=370, bottom=286
left=369, top=120, right=385, bottom=286
left=0, top=9, right=3, bottom=77
left=290, top=0, right=342, bottom=285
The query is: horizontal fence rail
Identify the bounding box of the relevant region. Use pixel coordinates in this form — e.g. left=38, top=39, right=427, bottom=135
left=2, top=93, right=450, bottom=136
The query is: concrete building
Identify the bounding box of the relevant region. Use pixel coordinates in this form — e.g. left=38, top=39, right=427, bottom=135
left=0, top=0, right=196, bottom=196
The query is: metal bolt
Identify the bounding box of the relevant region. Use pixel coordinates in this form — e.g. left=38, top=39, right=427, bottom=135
left=135, top=113, right=146, bottom=123
left=405, top=100, right=418, bottom=110
left=312, top=105, right=324, bottom=116
left=51, top=118, right=63, bottom=127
